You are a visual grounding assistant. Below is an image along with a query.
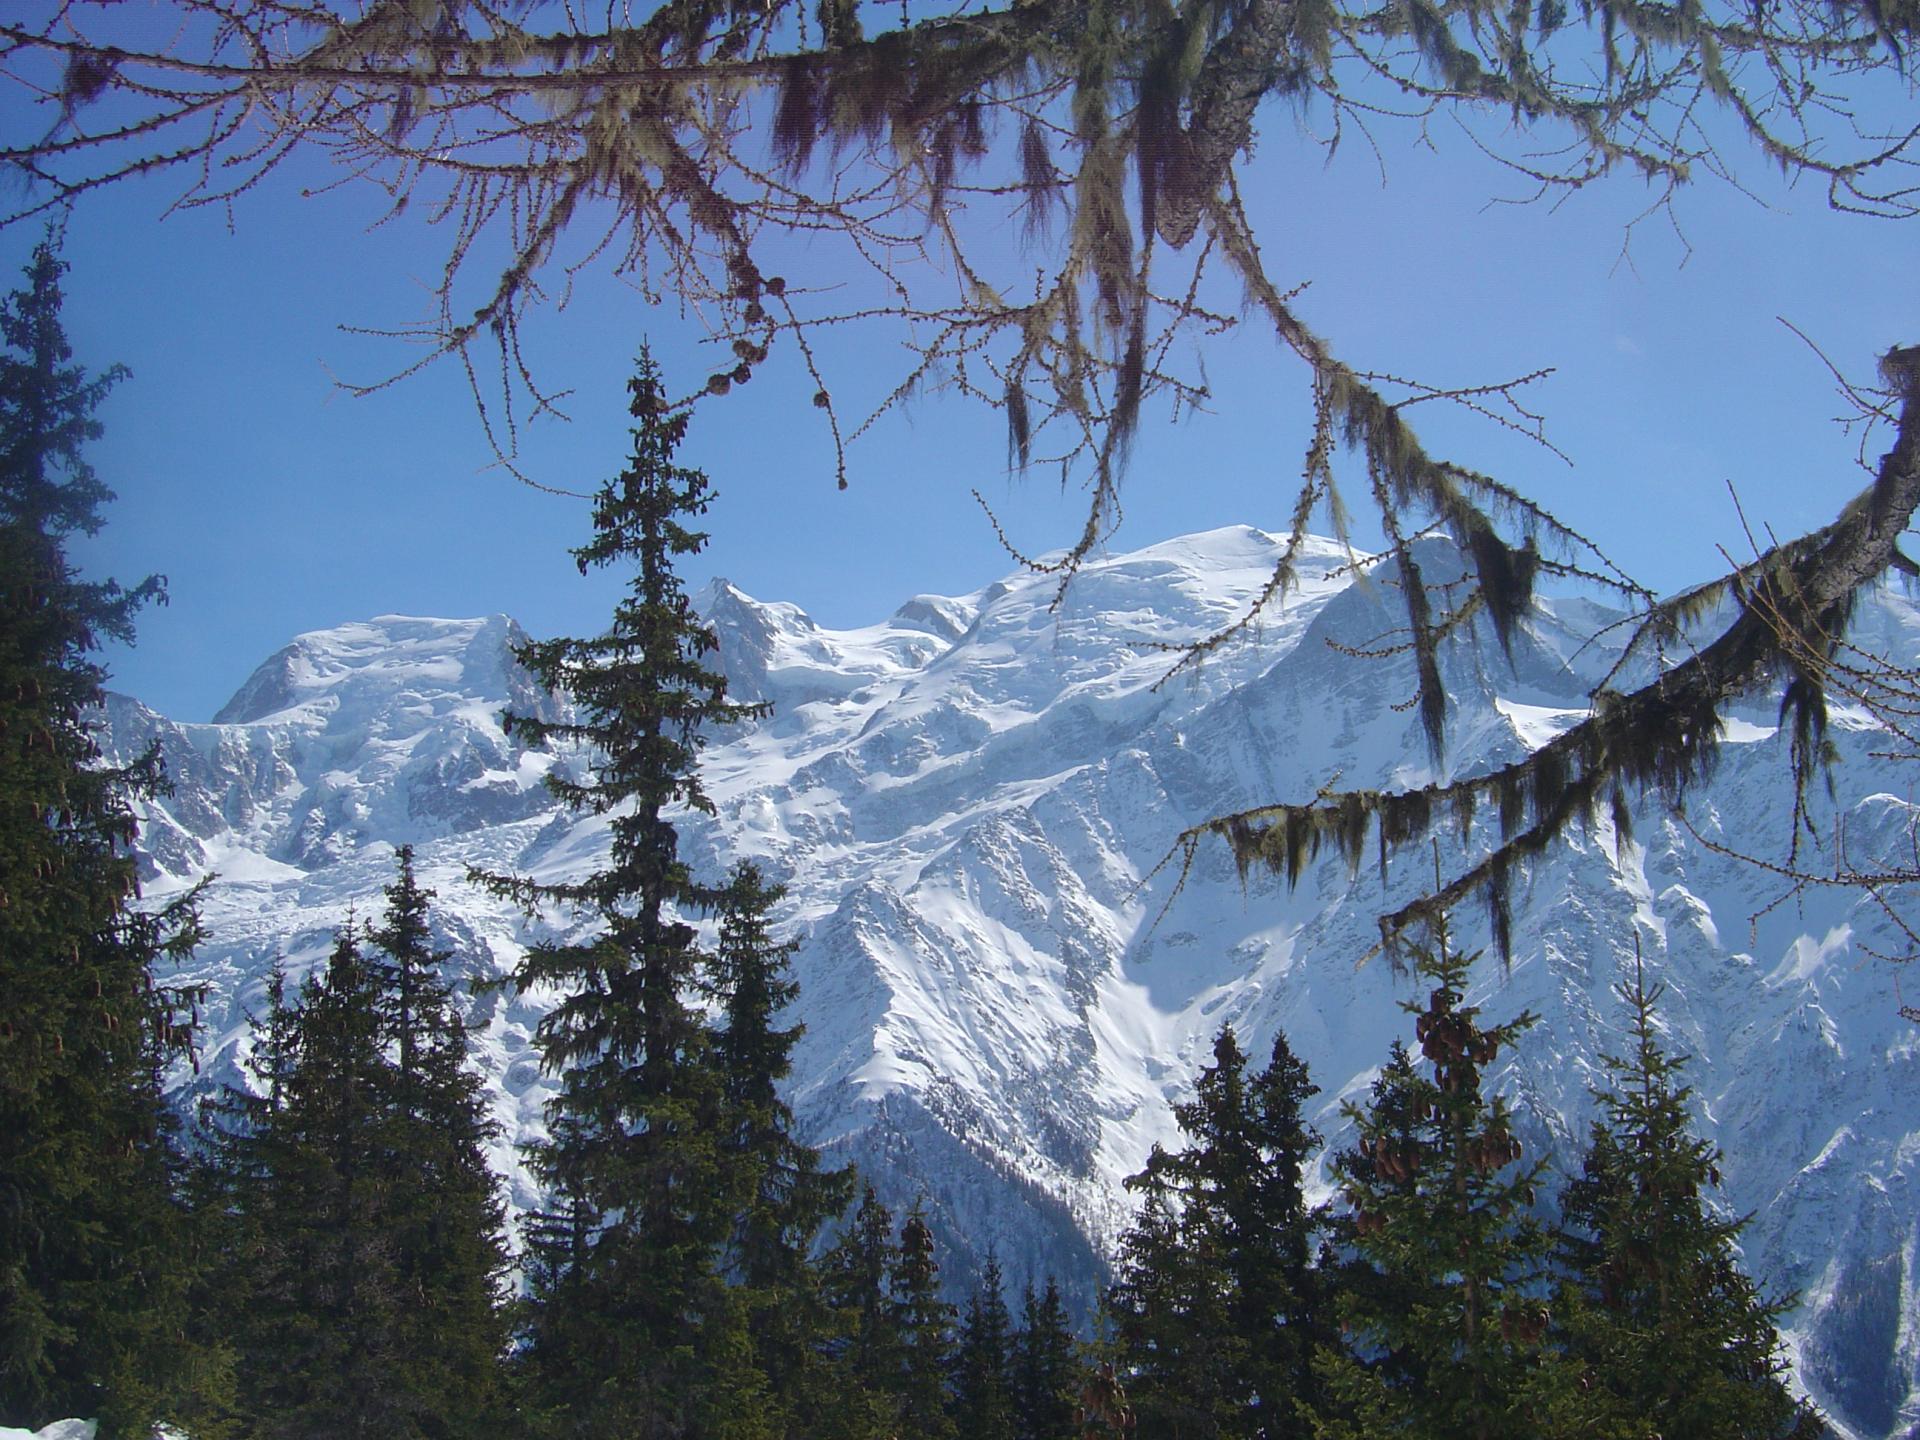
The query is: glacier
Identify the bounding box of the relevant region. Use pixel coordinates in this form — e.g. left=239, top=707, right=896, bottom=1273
left=104, top=525, right=1920, bottom=1438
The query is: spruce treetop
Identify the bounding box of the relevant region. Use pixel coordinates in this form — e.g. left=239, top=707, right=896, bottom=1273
left=502, top=347, right=765, bottom=856
left=0, top=241, right=208, bottom=1435
left=1109, top=1022, right=1326, bottom=1440
left=1, top=244, right=122, bottom=538
left=1550, top=956, right=1821, bottom=1440
left=474, top=349, right=825, bottom=1439
left=894, top=1202, right=959, bottom=1440
left=1317, top=927, right=1563, bottom=1440
left=0, top=243, right=161, bottom=670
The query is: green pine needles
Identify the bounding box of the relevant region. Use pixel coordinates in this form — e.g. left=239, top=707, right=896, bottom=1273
left=1107, top=1025, right=1328, bottom=1440
left=1547, top=958, right=1821, bottom=1440
left=1103, top=936, right=1824, bottom=1440
left=204, top=847, right=511, bottom=1439
left=1315, top=934, right=1562, bottom=1440
left=0, top=241, right=213, bottom=1437
left=475, top=347, right=875, bottom=1439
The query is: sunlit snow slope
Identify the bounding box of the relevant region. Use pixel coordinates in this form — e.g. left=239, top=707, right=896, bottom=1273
left=108, top=526, right=1920, bottom=1438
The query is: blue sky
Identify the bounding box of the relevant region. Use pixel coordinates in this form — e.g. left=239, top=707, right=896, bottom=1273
left=3, top=88, right=1912, bottom=722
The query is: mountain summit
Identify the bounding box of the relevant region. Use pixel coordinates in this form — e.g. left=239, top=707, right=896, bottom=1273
left=109, top=526, right=1920, bottom=1438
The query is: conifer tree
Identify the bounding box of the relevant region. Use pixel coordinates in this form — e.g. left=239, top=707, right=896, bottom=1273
left=1314, top=1040, right=1423, bottom=1389
left=893, top=1204, right=958, bottom=1440
left=820, top=1184, right=906, bottom=1439
left=222, top=933, right=411, bottom=1438
left=208, top=854, right=508, bottom=1439
left=363, top=847, right=511, bottom=1438
left=709, top=859, right=856, bottom=1432
left=1547, top=962, right=1823, bottom=1440
left=0, top=241, right=213, bottom=1437
left=473, top=346, right=765, bottom=1437
left=952, top=1252, right=1018, bottom=1440
left=198, top=963, right=296, bottom=1427
left=1107, top=1025, right=1327, bottom=1440
left=1106, top=1172, right=1242, bottom=1439
left=1014, top=1278, right=1081, bottom=1440
left=1214, top=1030, right=1327, bottom=1440
left=1314, top=935, right=1568, bottom=1440
left=823, top=1185, right=901, bottom=1385
left=687, top=1277, right=780, bottom=1440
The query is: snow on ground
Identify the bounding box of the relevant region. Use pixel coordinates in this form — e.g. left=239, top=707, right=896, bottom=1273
left=0, top=1423, right=95, bottom=1440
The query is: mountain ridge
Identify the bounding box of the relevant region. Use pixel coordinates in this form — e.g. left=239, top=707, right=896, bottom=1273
left=107, top=524, right=1920, bottom=1439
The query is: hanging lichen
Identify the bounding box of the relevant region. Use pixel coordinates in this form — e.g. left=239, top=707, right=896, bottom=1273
left=1181, top=345, right=1920, bottom=959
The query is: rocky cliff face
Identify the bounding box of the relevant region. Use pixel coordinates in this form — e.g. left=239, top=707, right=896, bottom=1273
left=109, top=528, right=1920, bottom=1439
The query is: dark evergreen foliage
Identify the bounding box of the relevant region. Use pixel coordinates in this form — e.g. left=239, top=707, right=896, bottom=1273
left=207, top=850, right=508, bottom=1439
left=1547, top=961, right=1824, bottom=1440
left=1211, top=1030, right=1327, bottom=1440
left=707, top=858, right=857, bottom=1437
left=216, top=936, right=411, bottom=1438
left=1312, top=1040, right=1422, bottom=1398
left=197, top=965, right=296, bottom=1425
left=951, top=1251, right=1017, bottom=1440
left=686, top=1276, right=780, bottom=1440
left=1107, top=1170, right=1242, bottom=1438
left=0, top=241, right=214, bottom=1437
left=363, top=848, right=512, bottom=1437
left=893, top=1204, right=958, bottom=1440
left=821, top=1184, right=906, bottom=1436
left=713, top=860, right=823, bottom=1278
left=1014, top=1278, right=1081, bottom=1440
left=472, top=346, right=773, bottom=1435
left=1313, top=934, right=1569, bottom=1440
left=1107, top=1025, right=1328, bottom=1440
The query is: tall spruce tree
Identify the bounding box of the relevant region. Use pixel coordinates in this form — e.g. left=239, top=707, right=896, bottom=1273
left=1216, top=1030, right=1326, bottom=1440
left=209, top=855, right=508, bottom=1440
left=1106, top=1169, right=1241, bottom=1439
left=473, top=347, right=764, bottom=1438
left=1013, top=1278, right=1080, bottom=1440
left=1546, top=961, right=1823, bottom=1440
left=1314, top=934, right=1568, bottom=1440
left=199, top=964, right=297, bottom=1428
left=708, top=859, right=856, bottom=1433
left=364, top=847, right=511, bottom=1438
left=0, top=241, right=213, bottom=1436
left=1313, top=1040, right=1422, bottom=1403
left=820, top=1184, right=905, bottom=1438
left=951, top=1252, right=1017, bottom=1440
left=1107, top=1026, right=1327, bottom=1440
left=247, top=934, right=410, bottom=1439
left=893, top=1204, right=957, bottom=1440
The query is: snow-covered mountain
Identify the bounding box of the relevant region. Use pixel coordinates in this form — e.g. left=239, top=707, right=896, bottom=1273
left=107, top=526, right=1920, bottom=1439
